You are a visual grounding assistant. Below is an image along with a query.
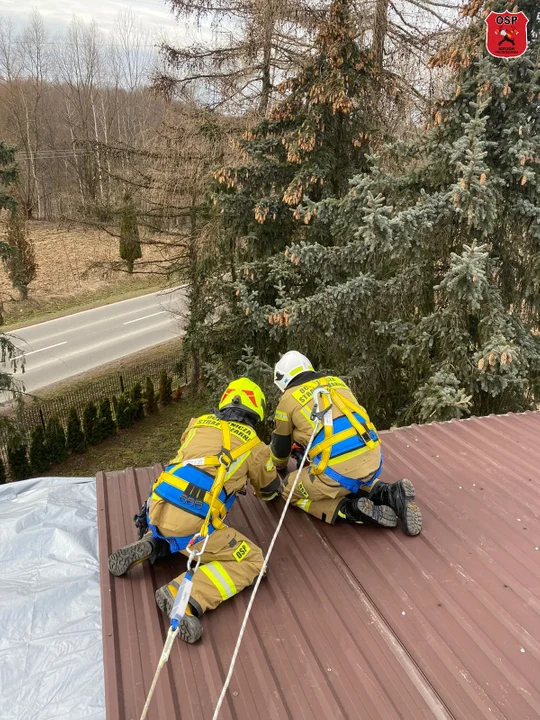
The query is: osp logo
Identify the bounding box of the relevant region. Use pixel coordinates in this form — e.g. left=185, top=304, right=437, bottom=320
left=485, top=10, right=529, bottom=59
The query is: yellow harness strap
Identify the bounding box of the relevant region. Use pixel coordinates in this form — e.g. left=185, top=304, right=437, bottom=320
left=309, top=383, right=378, bottom=476
left=199, top=422, right=259, bottom=537
left=152, top=473, right=231, bottom=523
left=316, top=389, right=333, bottom=477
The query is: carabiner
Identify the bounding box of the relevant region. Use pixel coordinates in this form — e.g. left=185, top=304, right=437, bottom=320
left=311, top=386, right=332, bottom=424
left=186, top=533, right=210, bottom=574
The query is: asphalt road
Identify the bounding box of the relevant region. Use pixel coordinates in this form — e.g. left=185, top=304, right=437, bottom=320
left=3, top=288, right=186, bottom=395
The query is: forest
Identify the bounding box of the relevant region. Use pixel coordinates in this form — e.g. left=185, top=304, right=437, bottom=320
left=1, top=0, right=539, bottom=430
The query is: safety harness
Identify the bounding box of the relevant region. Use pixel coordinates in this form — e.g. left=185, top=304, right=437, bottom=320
left=147, top=417, right=260, bottom=552
left=303, top=378, right=382, bottom=494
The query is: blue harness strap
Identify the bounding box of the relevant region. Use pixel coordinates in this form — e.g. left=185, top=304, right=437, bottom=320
left=311, top=413, right=378, bottom=464
left=147, top=513, right=200, bottom=553
left=322, top=453, right=384, bottom=495
left=147, top=463, right=238, bottom=553
left=310, top=412, right=381, bottom=494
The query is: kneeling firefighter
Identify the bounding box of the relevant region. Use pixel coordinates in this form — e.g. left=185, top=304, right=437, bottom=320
left=108, top=378, right=281, bottom=644
left=271, top=351, right=422, bottom=535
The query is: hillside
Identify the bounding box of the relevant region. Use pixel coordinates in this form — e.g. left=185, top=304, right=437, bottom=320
left=0, top=220, right=169, bottom=326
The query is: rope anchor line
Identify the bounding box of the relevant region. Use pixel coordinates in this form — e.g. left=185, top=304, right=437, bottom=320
left=140, top=387, right=332, bottom=720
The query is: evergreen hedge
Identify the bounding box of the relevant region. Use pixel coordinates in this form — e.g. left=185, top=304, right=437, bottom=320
left=66, top=407, right=87, bottom=454
left=98, top=398, right=116, bottom=438
left=131, top=382, right=145, bottom=421
left=29, top=425, right=51, bottom=474
left=44, top=415, right=68, bottom=464
left=83, top=401, right=102, bottom=446
left=143, top=377, right=156, bottom=414
left=158, top=370, right=173, bottom=406
left=7, top=437, right=30, bottom=481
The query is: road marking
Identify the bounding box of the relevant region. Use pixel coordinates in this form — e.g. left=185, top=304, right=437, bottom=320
left=123, top=310, right=167, bottom=325
left=12, top=340, right=68, bottom=361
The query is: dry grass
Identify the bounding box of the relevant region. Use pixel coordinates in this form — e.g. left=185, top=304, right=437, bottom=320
left=0, top=220, right=172, bottom=326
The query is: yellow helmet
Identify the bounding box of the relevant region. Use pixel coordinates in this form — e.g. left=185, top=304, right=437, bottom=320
left=219, top=377, right=266, bottom=422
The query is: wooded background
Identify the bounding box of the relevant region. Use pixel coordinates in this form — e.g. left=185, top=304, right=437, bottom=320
left=1, top=0, right=539, bottom=431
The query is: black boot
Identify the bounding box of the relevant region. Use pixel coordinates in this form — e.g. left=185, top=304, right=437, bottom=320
left=155, top=583, right=203, bottom=644
left=108, top=535, right=170, bottom=577
left=336, top=497, right=398, bottom=527
left=368, top=478, right=422, bottom=536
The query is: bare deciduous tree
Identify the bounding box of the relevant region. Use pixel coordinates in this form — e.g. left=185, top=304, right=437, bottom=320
left=157, top=0, right=330, bottom=114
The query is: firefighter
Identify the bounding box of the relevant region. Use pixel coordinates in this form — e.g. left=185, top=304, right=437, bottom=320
left=108, top=378, right=280, bottom=644
left=271, top=351, right=422, bottom=535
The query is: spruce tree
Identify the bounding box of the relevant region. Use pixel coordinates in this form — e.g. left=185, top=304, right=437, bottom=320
left=205, top=0, right=382, bottom=369
left=271, top=0, right=540, bottom=425
left=44, top=415, right=68, bottom=464
left=0, top=141, right=22, bottom=412
left=29, top=425, right=51, bottom=474
left=130, top=382, right=144, bottom=421
left=66, top=407, right=87, bottom=453
left=82, top=401, right=101, bottom=445
left=7, top=437, right=31, bottom=481
left=143, top=377, right=156, bottom=414
left=0, top=455, right=6, bottom=484
left=98, top=398, right=116, bottom=438
left=119, top=192, right=142, bottom=273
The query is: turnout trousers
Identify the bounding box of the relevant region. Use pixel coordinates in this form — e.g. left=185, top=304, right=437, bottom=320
left=165, top=525, right=264, bottom=615
left=281, top=466, right=380, bottom=525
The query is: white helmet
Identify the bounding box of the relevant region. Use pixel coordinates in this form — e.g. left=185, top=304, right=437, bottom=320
left=274, top=350, right=315, bottom=392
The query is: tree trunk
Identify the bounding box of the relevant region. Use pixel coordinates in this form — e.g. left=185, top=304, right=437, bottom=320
left=188, top=200, right=201, bottom=390
left=258, top=2, right=275, bottom=116
left=372, top=0, right=389, bottom=73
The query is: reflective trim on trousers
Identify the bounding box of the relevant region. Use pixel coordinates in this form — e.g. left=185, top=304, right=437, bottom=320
left=200, top=561, right=237, bottom=600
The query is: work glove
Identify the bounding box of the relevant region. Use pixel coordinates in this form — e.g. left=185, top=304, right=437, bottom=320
left=291, top=443, right=309, bottom=469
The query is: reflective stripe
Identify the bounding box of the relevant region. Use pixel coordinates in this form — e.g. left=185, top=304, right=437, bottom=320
left=193, top=414, right=257, bottom=444
left=296, top=499, right=312, bottom=512
left=297, top=481, right=309, bottom=498
left=200, top=561, right=237, bottom=600
left=225, top=451, right=251, bottom=480
left=271, top=452, right=290, bottom=465
left=291, top=376, right=347, bottom=407
left=327, top=445, right=373, bottom=467
left=275, top=410, right=288, bottom=422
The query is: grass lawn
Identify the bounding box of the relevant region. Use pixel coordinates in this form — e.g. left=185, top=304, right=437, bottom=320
left=49, top=394, right=207, bottom=477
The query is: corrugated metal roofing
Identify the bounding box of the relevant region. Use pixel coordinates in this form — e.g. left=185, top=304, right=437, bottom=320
left=97, top=411, right=540, bottom=720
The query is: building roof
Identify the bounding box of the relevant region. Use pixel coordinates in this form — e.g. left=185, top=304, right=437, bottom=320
left=96, top=410, right=540, bottom=720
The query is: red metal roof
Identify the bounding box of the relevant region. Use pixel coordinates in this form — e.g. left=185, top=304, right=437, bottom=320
left=97, top=411, right=540, bottom=720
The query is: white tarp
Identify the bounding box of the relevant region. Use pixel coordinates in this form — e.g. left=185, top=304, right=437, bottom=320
left=0, top=476, right=105, bottom=719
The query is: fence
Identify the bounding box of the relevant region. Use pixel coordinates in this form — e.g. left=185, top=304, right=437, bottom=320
left=0, top=356, right=189, bottom=476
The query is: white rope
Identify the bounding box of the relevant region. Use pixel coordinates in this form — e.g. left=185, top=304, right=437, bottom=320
left=211, top=392, right=329, bottom=720
left=140, top=626, right=179, bottom=720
